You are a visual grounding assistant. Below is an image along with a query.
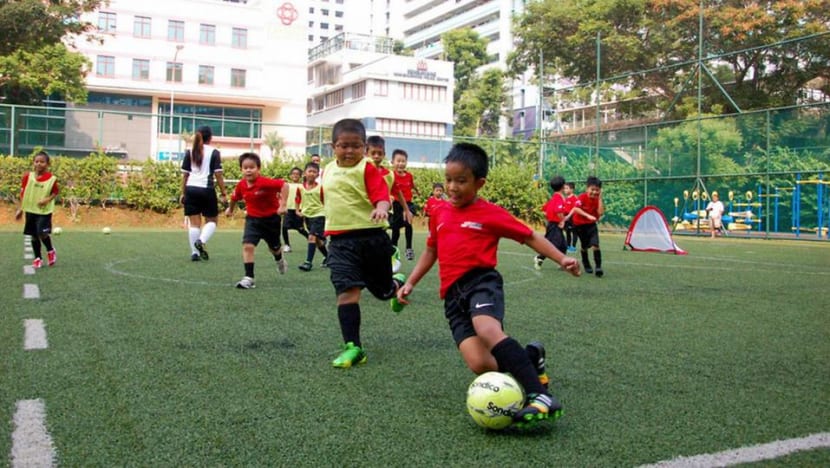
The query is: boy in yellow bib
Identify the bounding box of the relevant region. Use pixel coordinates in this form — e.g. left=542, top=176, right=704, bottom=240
left=15, top=151, right=59, bottom=268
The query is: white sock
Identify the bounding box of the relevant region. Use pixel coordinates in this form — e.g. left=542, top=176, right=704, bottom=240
left=188, top=227, right=200, bottom=254
left=201, top=221, right=216, bottom=244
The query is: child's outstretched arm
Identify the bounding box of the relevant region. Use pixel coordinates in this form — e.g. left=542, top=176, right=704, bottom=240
left=277, top=183, right=289, bottom=215
left=397, top=245, right=437, bottom=305
left=526, top=232, right=581, bottom=277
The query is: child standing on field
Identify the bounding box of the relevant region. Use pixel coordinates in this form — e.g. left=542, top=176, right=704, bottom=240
left=397, top=143, right=580, bottom=428
left=282, top=166, right=310, bottom=252
left=563, top=181, right=578, bottom=252
left=534, top=175, right=569, bottom=270
left=706, top=191, right=725, bottom=238
left=296, top=162, right=329, bottom=271
left=366, top=135, right=406, bottom=272
left=225, top=152, right=289, bottom=289
left=390, top=149, right=419, bottom=260
left=570, top=176, right=605, bottom=277
left=322, top=119, right=407, bottom=368
left=181, top=126, right=227, bottom=262
left=422, top=182, right=447, bottom=226
left=15, top=151, right=59, bottom=268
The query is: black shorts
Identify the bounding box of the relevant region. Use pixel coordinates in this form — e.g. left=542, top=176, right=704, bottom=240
left=242, top=215, right=282, bottom=250
left=305, top=216, right=325, bottom=238
left=390, top=201, right=416, bottom=229
left=544, top=222, right=567, bottom=254
left=574, top=223, right=600, bottom=249
left=283, top=210, right=305, bottom=230
left=183, top=186, right=219, bottom=217
left=23, top=212, right=53, bottom=237
left=327, top=228, right=395, bottom=298
left=444, top=268, right=505, bottom=346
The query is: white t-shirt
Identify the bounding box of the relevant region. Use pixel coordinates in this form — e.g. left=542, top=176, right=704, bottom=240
left=706, top=200, right=724, bottom=219
left=182, top=145, right=222, bottom=189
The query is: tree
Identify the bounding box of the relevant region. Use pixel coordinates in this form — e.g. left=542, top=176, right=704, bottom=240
left=509, top=0, right=830, bottom=115
left=0, top=0, right=103, bottom=105
left=454, top=69, right=507, bottom=137
left=441, top=28, right=489, bottom=102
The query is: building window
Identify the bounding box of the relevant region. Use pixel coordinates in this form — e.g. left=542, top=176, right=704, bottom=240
left=308, top=34, right=314, bottom=42
left=351, top=81, right=366, bottom=100
left=199, top=65, right=214, bottom=85
left=231, top=68, right=246, bottom=88
left=232, top=27, right=248, bottom=48
left=320, top=36, right=328, bottom=41
left=374, top=80, right=388, bottom=96
left=309, top=6, right=315, bottom=13
left=96, top=55, right=115, bottom=77
left=167, top=20, right=184, bottom=42
left=335, top=11, right=343, bottom=18
left=200, top=24, right=216, bottom=45
left=133, top=16, right=151, bottom=38
left=335, top=25, right=343, bottom=32
left=132, top=59, right=150, bottom=80
left=321, top=22, right=329, bottom=29
left=157, top=104, right=262, bottom=138
left=325, top=89, right=344, bottom=108
left=98, top=12, right=116, bottom=32
left=308, top=20, right=314, bottom=27
left=166, top=61, right=183, bottom=82
left=322, top=9, right=329, bottom=15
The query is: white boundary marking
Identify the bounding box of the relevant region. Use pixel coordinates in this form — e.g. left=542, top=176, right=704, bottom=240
left=24, top=253, right=34, bottom=260
left=23, top=265, right=35, bottom=275
left=640, top=432, right=830, bottom=467
left=23, top=284, right=40, bottom=299
left=11, top=399, right=56, bottom=468
left=24, top=319, right=48, bottom=350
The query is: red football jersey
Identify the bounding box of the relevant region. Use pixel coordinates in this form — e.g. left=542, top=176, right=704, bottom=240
left=542, top=192, right=567, bottom=223
left=571, top=192, right=600, bottom=226
left=392, top=171, right=416, bottom=202
left=427, top=198, right=532, bottom=298
left=231, top=176, right=285, bottom=218
left=424, top=196, right=446, bottom=217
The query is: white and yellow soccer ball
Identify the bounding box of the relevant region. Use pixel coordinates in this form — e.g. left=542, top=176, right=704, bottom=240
left=102, top=227, right=112, bottom=235
left=52, top=227, right=63, bottom=235
left=466, top=372, right=525, bottom=430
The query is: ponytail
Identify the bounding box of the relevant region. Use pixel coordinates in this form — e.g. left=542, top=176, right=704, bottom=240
left=191, top=131, right=204, bottom=166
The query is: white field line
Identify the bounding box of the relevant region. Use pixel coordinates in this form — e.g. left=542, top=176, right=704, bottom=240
left=11, top=399, right=56, bottom=468
left=23, top=284, right=40, bottom=299
left=23, top=253, right=34, bottom=260
left=640, top=432, right=830, bottom=468
left=23, top=265, right=35, bottom=275
left=23, top=319, right=48, bottom=350
left=24, top=246, right=33, bottom=254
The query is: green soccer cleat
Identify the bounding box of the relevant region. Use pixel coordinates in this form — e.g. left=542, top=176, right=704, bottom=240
left=513, top=393, right=563, bottom=429
left=390, top=273, right=406, bottom=313
left=331, top=342, right=367, bottom=368
left=391, top=246, right=402, bottom=273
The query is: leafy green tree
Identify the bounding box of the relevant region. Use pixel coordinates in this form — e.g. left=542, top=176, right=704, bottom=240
left=649, top=116, right=744, bottom=178
left=442, top=28, right=489, bottom=103
left=454, top=69, right=508, bottom=137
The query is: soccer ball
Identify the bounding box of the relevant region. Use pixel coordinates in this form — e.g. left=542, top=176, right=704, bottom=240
left=102, top=227, right=112, bottom=235
left=53, top=227, right=62, bottom=235
left=466, top=372, right=525, bottom=430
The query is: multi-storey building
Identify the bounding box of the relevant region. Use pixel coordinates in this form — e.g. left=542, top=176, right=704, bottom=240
left=306, top=32, right=454, bottom=165
left=306, top=0, right=400, bottom=49
left=73, top=0, right=308, bottom=161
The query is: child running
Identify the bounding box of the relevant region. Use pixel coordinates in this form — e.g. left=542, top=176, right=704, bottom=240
left=322, top=119, right=406, bottom=368
left=396, top=143, right=580, bottom=427
left=563, top=181, right=578, bottom=252
left=571, top=176, right=605, bottom=277
left=534, top=175, right=569, bottom=270
left=366, top=134, right=405, bottom=272
left=296, top=162, right=329, bottom=271
left=282, top=166, right=310, bottom=252
left=225, top=152, right=289, bottom=289
left=390, top=148, right=419, bottom=260
left=15, top=151, right=59, bottom=268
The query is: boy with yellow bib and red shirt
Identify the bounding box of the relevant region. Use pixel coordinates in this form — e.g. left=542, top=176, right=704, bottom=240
left=15, top=151, right=59, bottom=268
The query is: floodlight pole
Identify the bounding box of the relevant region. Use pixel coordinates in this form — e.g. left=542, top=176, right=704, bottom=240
left=169, top=44, right=184, bottom=158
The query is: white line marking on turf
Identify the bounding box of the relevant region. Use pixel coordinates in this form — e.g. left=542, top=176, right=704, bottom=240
left=640, top=432, right=830, bottom=468
left=11, top=399, right=56, bottom=468
left=23, top=319, right=48, bottom=350
left=24, top=246, right=33, bottom=254
left=24, top=253, right=34, bottom=260
left=23, top=284, right=40, bottom=299
left=24, top=265, right=35, bottom=275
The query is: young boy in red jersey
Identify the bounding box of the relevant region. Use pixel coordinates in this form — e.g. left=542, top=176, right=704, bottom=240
left=390, top=148, right=419, bottom=260
left=397, top=143, right=580, bottom=428
left=422, top=182, right=446, bottom=226
left=563, top=181, right=578, bottom=252
left=323, top=119, right=407, bottom=368
left=15, top=151, right=59, bottom=268
left=225, top=152, right=289, bottom=289
left=570, top=176, right=605, bottom=277
left=366, top=135, right=405, bottom=272
left=534, top=175, right=569, bottom=270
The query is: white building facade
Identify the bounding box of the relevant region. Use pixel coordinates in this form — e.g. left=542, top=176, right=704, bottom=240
left=306, top=32, right=454, bottom=165
left=74, top=0, right=308, bottom=161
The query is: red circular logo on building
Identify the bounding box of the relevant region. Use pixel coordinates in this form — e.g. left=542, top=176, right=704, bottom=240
left=277, top=2, right=298, bottom=26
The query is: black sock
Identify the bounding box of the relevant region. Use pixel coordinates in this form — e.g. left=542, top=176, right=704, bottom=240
left=593, top=249, right=602, bottom=269
left=405, top=224, right=413, bottom=249
left=305, top=243, right=317, bottom=263
left=581, top=250, right=591, bottom=268
left=318, top=242, right=328, bottom=258
left=42, top=236, right=53, bottom=251
left=244, top=262, right=254, bottom=278
left=273, top=251, right=283, bottom=262
left=31, top=237, right=42, bottom=259
left=299, top=228, right=309, bottom=239
left=491, top=337, right=546, bottom=396
left=338, top=303, right=361, bottom=347
left=282, top=226, right=289, bottom=245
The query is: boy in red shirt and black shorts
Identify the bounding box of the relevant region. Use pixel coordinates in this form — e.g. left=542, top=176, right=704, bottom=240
left=571, top=176, right=605, bottom=277
left=397, top=143, right=580, bottom=428
left=534, top=175, right=569, bottom=270
left=225, top=152, right=289, bottom=289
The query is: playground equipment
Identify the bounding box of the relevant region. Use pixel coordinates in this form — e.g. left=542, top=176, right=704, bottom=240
left=674, top=188, right=762, bottom=234
left=793, top=172, right=829, bottom=239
